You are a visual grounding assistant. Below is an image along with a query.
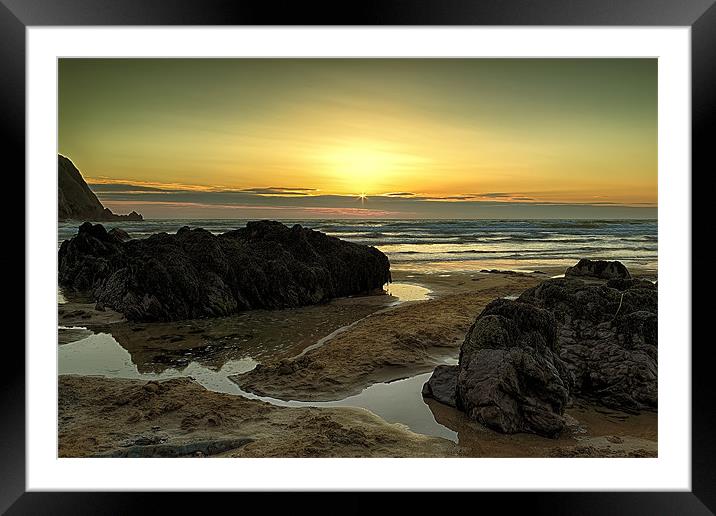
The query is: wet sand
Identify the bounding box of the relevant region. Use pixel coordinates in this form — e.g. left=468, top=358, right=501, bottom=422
left=59, top=303, right=126, bottom=328
left=59, top=375, right=456, bottom=458
left=233, top=271, right=547, bottom=401
left=58, top=374, right=656, bottom=458
left=58, top=266, right=657, bottom=458
left=426, top=398, right=656, bottom=457
left=80, top=294, right=394, bottom=372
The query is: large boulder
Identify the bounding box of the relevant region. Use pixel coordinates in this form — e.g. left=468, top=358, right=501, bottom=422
left=58, top=220, right=392, bottom=322
left=565, top=258, right=631, bottom=280
left=519, top=263, right=657, bottom=412
left=424, top=299, right=574, bottom=438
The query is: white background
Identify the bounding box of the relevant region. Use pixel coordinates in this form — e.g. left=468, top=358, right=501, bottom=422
left=26, top=27, right=691, bottom=491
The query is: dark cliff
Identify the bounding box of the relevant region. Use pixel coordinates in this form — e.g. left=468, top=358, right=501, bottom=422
left=58, top=155, right=142, bottom=222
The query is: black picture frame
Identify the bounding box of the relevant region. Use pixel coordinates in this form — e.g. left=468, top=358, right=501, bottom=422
left=4, top=0, right=712, bottom=513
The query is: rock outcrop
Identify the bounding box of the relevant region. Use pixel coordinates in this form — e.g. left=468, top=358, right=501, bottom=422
left=423, top=260, right=657, bottom=435
left=519, top=261, right=657, bottom=412
left=421, top=364, right=457, bottom=407
left=58, top=220, right=391, bottom=322
left=565, top=258, right=631, bottom=280
left=58, top=155, right=142, bottom=222
left=424, top=299, right=573, bottom=438
left=108, top=227, right=132, bottom=242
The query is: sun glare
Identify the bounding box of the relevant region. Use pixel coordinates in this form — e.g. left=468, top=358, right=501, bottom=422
left=320, top=144, right=413, bottom=194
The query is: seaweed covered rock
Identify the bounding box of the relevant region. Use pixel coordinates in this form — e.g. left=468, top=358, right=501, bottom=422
left=519, top=263, right=657, bottom=412
left=58, top=220, right=391, bottom=322
left=424, top=299, right=573, bottom=438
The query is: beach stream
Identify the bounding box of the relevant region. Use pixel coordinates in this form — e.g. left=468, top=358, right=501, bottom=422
left=59, top=282, right=459, bottom=442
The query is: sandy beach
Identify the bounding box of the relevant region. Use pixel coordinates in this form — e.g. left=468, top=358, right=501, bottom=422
left=58, top=265, right=657, bottom=458
left=58, top=375, right=456, bottom=458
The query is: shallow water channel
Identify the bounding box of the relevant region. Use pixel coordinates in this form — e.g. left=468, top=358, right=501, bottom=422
left=59, top=282, right=458, bottom=441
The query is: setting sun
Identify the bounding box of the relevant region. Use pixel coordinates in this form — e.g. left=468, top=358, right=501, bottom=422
left=319, top=144, right=422, bottom=195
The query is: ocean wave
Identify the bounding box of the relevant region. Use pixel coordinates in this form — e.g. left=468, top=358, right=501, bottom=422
left=58, top=218, right=657, bottom=270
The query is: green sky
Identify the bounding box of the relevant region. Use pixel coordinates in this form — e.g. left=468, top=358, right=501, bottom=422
left=59, top=58, right=657, bottom=219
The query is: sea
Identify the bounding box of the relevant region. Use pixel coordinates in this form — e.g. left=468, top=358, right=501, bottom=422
left=58, top=218, right=658, bottom=274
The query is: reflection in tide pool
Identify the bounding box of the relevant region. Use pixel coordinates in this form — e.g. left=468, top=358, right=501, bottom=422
left=231, top=371, right=457, bottom=441
left=59, top=333, right=259, bottom=392
left=59, top=332, right=457, bottom=441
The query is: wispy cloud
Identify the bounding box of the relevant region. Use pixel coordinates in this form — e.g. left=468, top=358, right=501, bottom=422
left=96, top=181, right=657, bottom=220
left=424, top=195, right=476, bottom=201
left=239, top=187, right=318, bottom=196
left=91, top=180, right=656, bottom=211
left=468, top=192, right=536, bottom=201
left=383, top=192, right=417, bottom=197
left=87, top=177, right=226, bottom=192
left=301, top=207, right=399, bottom=217
left=473, top=192, right=513, bottom=198
left=89, top=179, right=325, bottom=198
left=102, top=199, right=403, bottom=218
left=89, top=182, right=171, bottom=193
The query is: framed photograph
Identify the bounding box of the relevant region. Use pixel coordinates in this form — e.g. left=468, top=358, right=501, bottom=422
left=6, top=0, right=712, bottom=512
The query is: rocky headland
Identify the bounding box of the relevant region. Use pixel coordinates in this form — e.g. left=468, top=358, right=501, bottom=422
left=58, top=220, right=391, bottom=322
left=58, top=154, right=142, bottom=222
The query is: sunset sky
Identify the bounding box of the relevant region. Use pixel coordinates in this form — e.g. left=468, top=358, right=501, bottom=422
left=58, top=59, right=657, bottom=219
